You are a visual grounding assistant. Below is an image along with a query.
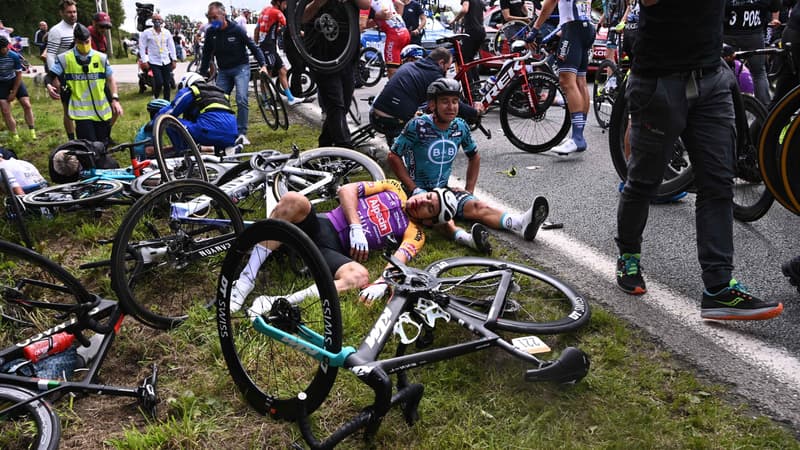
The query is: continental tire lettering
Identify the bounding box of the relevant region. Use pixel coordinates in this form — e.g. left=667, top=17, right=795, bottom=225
left=198, top=241, right=232, bottom=257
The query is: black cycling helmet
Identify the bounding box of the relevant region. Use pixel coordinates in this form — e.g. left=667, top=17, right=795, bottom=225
left=427, top=78, right=461, bottom=100
left=0, top=36, right=9, bottom=48
left=74, top=23, right=91, bottom=42
left=433, top=187, right=458, bottom=223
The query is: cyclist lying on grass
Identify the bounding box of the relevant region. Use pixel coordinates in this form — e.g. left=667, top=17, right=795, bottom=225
left=388, top=78, right=550, bottom=255
left=230, top=179, right=450, bottom=311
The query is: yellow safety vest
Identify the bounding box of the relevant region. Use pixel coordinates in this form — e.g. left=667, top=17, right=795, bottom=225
left=59, top=50, right=112, bottom=122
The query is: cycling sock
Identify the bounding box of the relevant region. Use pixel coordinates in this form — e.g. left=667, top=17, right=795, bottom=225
left=571, top=112, right=587, bottom=148
left=500, top=212, right=525, bottom=234
left=454, top=228, right=476, bottom=250
left=241, top=244, right=271, bottom=286
left=286, top=284, right=320, bottom=303
left=284, top=88, right=296, bottom=102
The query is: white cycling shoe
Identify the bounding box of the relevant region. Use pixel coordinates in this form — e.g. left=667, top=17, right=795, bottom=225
left=551, top=138, right=586, bottom=156
left=247, top=295, right=278, bottom=319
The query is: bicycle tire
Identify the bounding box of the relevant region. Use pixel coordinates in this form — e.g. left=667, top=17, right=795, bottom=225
left=758, top=84, right=800, bottom=215
left=358, top=46, right=384, bottom=87
left=273, top=78, right=290, bottom=130
left=425, top=256, right=590, bottom=334
left=0, top=385, right=61, bottom=450
left=607, top=77, right=695, bottom=198
left=499, top=72, right=571, bottom=153
left=493, top=20, right=528, bottom=56
left=287, top=0, right=360, bottom=74
left=153, top=114, right=209, bottom=185
left=732, top=94, right=774, bottom=222
left=129, top=163, right=228, bottom=197
left=255, top=72, right=280, bottom=130
left=217, top=219, right=341, bottom=421
left=1, top=169, right=34, bottom=249
left=110, top=179, right=244, bottom=330
left=592, top=59, right=619, bottom=129
left=287, top=67, right=318, bottom=97
left=272, top=147, right=385, bottom=213
left=22, top=179, right=124, bottom=207
left=780, top=104, right=800, bottom=213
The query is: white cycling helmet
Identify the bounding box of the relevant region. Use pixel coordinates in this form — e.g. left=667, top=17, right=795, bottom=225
left=400, top=44, right=425, bottom=61
left=433, top=187, right=458, bottom=223
left=178, top=72, right=204, bottom=90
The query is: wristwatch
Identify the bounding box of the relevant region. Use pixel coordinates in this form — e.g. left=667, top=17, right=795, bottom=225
left=111, top=94, right=120, bottom=101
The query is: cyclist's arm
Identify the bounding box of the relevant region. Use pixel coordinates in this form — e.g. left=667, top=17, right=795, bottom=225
left=461, top=125, right=479, bottom=193
left=157, top=88, right=193, bottom=119
left=389, top=122, right=421, bottom=192
left=337, top=179, right=403, bottom=225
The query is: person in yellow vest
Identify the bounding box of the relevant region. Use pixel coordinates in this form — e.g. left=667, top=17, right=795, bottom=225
left=44, top=24, right=123, bottom=144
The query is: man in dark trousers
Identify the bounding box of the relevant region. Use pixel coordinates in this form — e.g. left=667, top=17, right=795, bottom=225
left=614, top=0, right=783, bottom=321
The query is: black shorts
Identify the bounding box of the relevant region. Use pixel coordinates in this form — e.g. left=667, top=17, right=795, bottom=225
left=556, top=20, right=596, bottom=76
left=260, top=43, right=285, bottom=75
left=622, top=26, right=638, bottom=59
left=295, top=208, right=352, bottom=276
left=0, top=79, right=29, bottom=100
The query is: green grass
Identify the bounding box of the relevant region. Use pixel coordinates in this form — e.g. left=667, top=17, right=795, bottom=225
left=1, top=85, right=799, bottom=448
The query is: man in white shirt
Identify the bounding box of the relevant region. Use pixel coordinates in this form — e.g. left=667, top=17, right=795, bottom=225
left=45, top=0, right=78, bottom=140
left=236, top=9, right=252, bottom=27
left=139, top=14, right=178, bottom=100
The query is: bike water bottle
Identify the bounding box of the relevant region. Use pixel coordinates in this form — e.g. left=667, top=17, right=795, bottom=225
left=479, top=76, right=497, bottom=97
left=23, top=332, right=75, bottom=363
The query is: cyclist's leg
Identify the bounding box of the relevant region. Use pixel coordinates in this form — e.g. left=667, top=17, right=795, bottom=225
left=461, top=31, right=486, bottom=84
left=554, top=21, right=595, bottom=151
left=385, top=30, right=410, bottom=79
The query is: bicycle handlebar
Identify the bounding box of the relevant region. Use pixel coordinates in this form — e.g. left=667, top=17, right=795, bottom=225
left=107, top=139, right=153, bottom=154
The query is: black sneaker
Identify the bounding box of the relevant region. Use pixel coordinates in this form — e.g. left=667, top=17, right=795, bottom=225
left=471, top=223, right=492, bottom=255
left=616, top=253, right=646, bottom=295
left=522, top=196, right=549, bottom=241
left=700, top=279, right=783, bottom=321
left=782, top=256, right=800, bottom=293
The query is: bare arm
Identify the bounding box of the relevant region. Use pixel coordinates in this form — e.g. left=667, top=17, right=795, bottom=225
left=387, top=152, right=418, bottom=192
left=533, top=0, right=557, bottom=29
left=337, top=183, right=363, bottom=227
left=464, top=152, right=480, bottom=194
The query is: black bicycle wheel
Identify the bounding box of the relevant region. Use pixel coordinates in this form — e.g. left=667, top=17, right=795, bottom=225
left=499, top=72, right=571, bottom=153
left=759, top=84, right=800, bottom=215
left=287, top=0, right=360, bottom=74
left=0, top=385, right=60, bottom=450
left=607, top=77, right=695, bottom=198
left=732, top=94, right=774, bottom=222
left=272, top=147, right=385, bottom=213
left=273, top=78, right=289, bottom=130
left=1, top=169, right=34, bottom=249
left=287, top=67, right=318, bottom=97
left=358, top=46, right=384, bottom=87
left=780, top=105, right=800, bottom=213
left=425, top=257, right=590, bottom=334
left=217, top=219, right=341, bottom=421
left=593, top=59, right=619, bottom=129
left=153, top=114, right=209, bottom=185
left=110, top=179, right=244, bottom=330
left=21, top=179, right=124, bottom=207
left=255, top=72, right=280, bottom=130
left=493, top=20, right=528, bottom=55
left=129, top=163, right=228, bottom=197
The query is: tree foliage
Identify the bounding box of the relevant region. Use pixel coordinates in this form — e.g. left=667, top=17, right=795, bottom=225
left=1, top=0, right=125, bottom=43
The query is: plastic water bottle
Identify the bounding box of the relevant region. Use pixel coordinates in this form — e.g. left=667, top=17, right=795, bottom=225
left=479, top=76, right=497, bottom=97
left=23, top=332, right=75, bottom=363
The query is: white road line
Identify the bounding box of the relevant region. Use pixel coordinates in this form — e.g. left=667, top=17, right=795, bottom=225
left=467, top=182, right=800, bottom=389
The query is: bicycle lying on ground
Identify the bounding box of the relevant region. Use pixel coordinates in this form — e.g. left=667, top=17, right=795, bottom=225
left=110, top=146, right=384, bottom=330
left=0, top=240, right=158, bottom=449
left=216, top=221, right=591, bottom=449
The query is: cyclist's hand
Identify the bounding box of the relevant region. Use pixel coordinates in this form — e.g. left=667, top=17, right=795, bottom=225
left=349, top=223, right=369, bottom=262
left=474, top=102, right=486, bottom=116
left=259, top=65, right=268, bottom=74
left=359, top=282, right=388, bottom=305
left=524, top=27, right=540, bottom=43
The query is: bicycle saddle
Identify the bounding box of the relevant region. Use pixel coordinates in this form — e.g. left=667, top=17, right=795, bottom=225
left=436, top=34, right=470, bottom=45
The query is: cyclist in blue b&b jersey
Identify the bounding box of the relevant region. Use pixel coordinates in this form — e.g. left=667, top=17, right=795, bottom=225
left=526, top=0, right=596, bottom=155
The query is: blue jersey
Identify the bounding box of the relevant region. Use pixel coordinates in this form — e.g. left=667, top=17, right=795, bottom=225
left=391, top=114, right=477, bottom=191
left=0, top=50, right=23, bottom=82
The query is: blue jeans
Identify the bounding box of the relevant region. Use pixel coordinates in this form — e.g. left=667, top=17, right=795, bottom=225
left=216, top=63, right=250, bottom=136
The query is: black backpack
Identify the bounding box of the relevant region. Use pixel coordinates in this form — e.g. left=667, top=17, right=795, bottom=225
left=48, top=140, right=119, bottom=184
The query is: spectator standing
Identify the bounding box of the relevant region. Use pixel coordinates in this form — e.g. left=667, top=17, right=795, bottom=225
left=0, top=36, right=36, bottom=143
left=236, top=9, right=252, bottom=27
left=45, top=24, right=123, bottom=145
left=200, top=1, right=267, bottom=144
left=281, top=3, right=306, bottom=97
left=614, top=0, right=783, bottom=321
left=89, top=12, right=112, bottom=53
left=139, top=14, right=178, bottom=100
left=46, top=0, right=79, bottom=140
left=400, top=0, right=426, bottom=45
left=34, top=22, right=48, bottom=63
left=0, top=20, right=14, bottom=41
left=453, top=0, right=485, bottom=84
left=499, top=0, right=529, bottom=41
left=172, top=22, right=185, bottom=61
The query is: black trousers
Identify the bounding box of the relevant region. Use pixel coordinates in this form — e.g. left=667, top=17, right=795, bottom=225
left=313, top=62, right=355, bottom=148
left=151, top=63, right=173, bottom=100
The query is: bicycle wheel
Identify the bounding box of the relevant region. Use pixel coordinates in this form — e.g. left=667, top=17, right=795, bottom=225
left=1, top=169, right=33, bottom=249
left=21, top=179, right=124, bottom=207
left=759, top=84, right=800, bottom=214
left=499, top=72, right=571, bottom=153
left=287, top=0, right=360, bottom=74
left=255, top=72, right=279, bottom=130
left=217, top=219, right=341, bottom=421
left=780, top=105, right=800, bottom=212
left=592, top=59, right=619, bottom=129
left=358, top=46, right=384, bottom=87
left=425, top=256, right=590, bottom=334
left=348, top=95, right=362, bottom=125
left=732, top=94, right=774, bottom=222
left=0, top=385, right=60, bottom=450
left=272, top=147, right=385, bottom=212
left=607, top=77, right=695, bottom=198
left=129, top=163, right=228, bottom=197
left=493, top=20, right=528, bottom=55
left=153, top=114, right=209, bottom=185
left=287, top=67, right=317, bottom=97
left=110, top=179, right=244, bottom=330
left=273, top=78, right=289, bottom=130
